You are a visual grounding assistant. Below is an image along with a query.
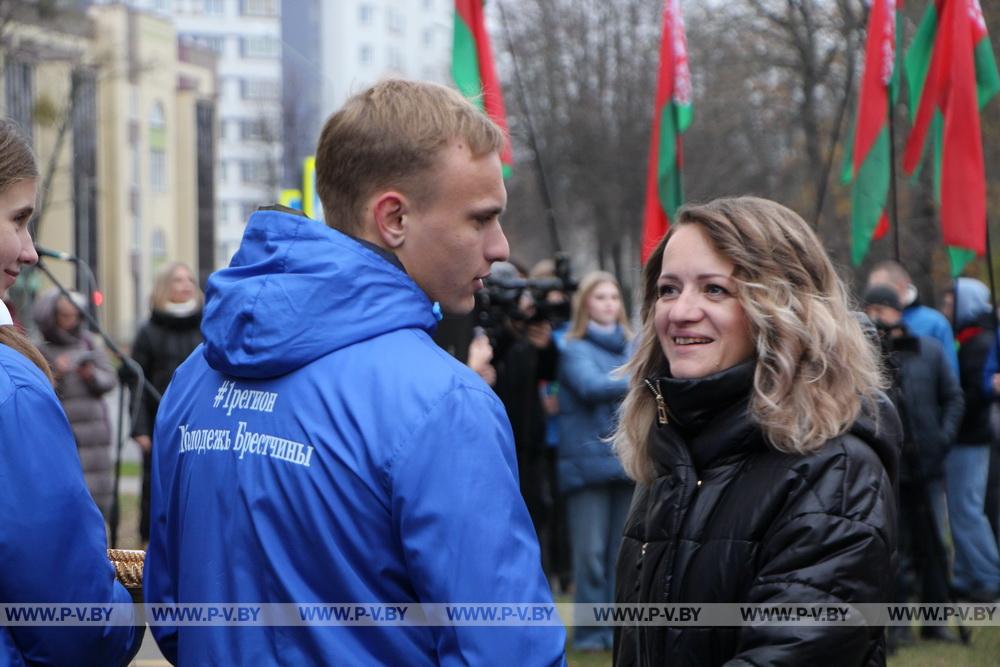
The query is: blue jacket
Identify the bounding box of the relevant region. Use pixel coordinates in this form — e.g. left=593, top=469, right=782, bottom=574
left=0, top=344, right=141, bottom=667
left=557, top=324, right=631, bottom=494
left=981, top=335, right=1000, bottom=399
left=145, top=209, right=565, bottom=666
left=902, top=303, right=958, bottom=378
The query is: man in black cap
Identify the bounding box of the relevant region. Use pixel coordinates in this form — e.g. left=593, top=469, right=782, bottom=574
left=864, top=284, right=965, bottom=645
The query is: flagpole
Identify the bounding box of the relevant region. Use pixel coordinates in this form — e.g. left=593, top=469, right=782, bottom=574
left=888, top=88, right=901, bottom=263
left=496, top=0, right=563, bottom=254
left=985, top=219, right=1000, bottom=359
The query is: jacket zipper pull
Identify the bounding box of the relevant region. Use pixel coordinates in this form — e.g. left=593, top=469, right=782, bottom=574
left=644, top=379, right=669, bottom=424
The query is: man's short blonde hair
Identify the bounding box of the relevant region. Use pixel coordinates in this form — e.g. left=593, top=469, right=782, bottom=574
left=315, top=79, right=505, bottom=233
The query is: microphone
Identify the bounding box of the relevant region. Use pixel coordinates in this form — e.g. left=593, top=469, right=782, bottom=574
left=34, top=244, right=77, bottom=261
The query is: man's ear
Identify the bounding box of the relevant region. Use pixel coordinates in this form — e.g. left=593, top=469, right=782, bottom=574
left=371, top=192, right=408, bottom=249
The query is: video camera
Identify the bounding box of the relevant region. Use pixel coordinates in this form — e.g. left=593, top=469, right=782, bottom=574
left=431, top=254, right=576, bottom=364
left=475, top=253, right=576, bottom=336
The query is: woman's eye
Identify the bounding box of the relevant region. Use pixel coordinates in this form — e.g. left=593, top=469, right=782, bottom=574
left=706, top=284, right=729, bottom=297
left=657, top=284, right=678, bottom=298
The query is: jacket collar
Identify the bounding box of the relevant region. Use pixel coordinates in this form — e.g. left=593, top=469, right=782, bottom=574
left=583, top=322, right=628, bottom=354
left=648, top=361, right=764, bottom=474
left=150, top=309, right=203, bottom=330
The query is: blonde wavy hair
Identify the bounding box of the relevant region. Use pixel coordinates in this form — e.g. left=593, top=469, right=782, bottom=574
left=614, top=197, right=884, bottom=483
left=565, top=271, right=633, bottom=340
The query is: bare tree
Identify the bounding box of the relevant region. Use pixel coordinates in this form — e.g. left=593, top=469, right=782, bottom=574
left=495, top=0, right=999, bottom=301
left=496, top=0, right=661, bottom=296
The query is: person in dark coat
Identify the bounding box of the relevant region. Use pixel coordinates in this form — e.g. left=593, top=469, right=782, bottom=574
left=612, top=197, right=899, bottom=666
left=558, top=270, right=633, bottom=651
left=33, top=288, right=118, bottom=519
left=946, top=277, right=1000, bottom=601
left=130, top=261, right=203, bottom=543
left=863, top=284, right=964, bottom=644
left=490, top=262, right=559, bottom=565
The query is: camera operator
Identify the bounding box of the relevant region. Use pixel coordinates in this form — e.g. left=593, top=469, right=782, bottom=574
left=488, top=265, right=560, bottom=558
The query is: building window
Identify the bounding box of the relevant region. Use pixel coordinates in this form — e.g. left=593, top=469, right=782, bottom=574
left=4, top=58, right=33, bottom=140
left=423, top=0, right=432, bottom=8
left=151, top=228, right=167, bottom=263
left=240, top=117, right=275, bottom=141
left=240, top=0, right=277, bottom=17
left=240, top=78, right=280, bottom=101
left=240, top=160, right=269, bottom=184
left=185, top=33, right=226, bottom=55
left=386, top=7, right=404, bottom=33
left=152, top=0, right=170, bottom=12
left=204, top=0, right=224, bottom=15
left=359, top=44, right=372, bottom=66
left=150, top=151, right=167, bottom=192
left=358, top=4, right=373, bottom=25
left=240, top=35, right=280, bottom=59
left=422, top=27, right=434, bottom=47
left=149, top=102, right=167, bottom=193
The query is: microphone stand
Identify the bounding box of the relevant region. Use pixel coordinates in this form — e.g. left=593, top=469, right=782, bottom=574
left=33, top=258, right=161, bottom=547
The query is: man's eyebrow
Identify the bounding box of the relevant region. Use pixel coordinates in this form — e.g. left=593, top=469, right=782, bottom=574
left=470, top=205, right=504, bottom=218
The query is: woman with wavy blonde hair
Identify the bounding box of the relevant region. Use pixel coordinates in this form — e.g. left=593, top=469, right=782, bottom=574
left=613, top=197, right=899, bottom=666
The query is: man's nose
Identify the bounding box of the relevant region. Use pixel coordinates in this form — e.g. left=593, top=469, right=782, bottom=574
left=486, top=224, right=509, bottom=263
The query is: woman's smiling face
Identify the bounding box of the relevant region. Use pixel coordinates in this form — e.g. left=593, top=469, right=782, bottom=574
left=654, top=224, right=753, bottom=379
left=0, top=178, right=38, bottom=298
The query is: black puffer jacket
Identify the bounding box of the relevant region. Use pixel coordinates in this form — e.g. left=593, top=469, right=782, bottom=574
left=129, top=309, right=202, bottom=439
left=614, top=362, right=899, bottom=666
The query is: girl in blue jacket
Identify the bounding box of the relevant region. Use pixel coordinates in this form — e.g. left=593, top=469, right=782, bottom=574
left=558, top=270, right=634, bottom=651
left=0, top=118, right=141, bottom=666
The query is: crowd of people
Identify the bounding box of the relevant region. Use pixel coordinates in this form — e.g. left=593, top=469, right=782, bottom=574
left=0, top=78, right=999, bottom=665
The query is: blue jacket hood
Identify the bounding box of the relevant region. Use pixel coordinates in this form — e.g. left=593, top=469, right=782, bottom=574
left=202, top=209, right=437, bottom=378
left=954, top=277, right=991, bottom=330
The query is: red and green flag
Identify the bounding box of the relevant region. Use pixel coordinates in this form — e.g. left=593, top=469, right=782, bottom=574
left=452, top=0, right=513, bottom=176
left=641, top=0, right=693, bottom=263
left=903, top=0, right=1000, bottom=275
left=842, top=0, right=900, bottom=266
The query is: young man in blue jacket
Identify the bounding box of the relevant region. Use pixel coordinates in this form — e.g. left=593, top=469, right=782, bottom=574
left=145, top=80, right=566, bottom=665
